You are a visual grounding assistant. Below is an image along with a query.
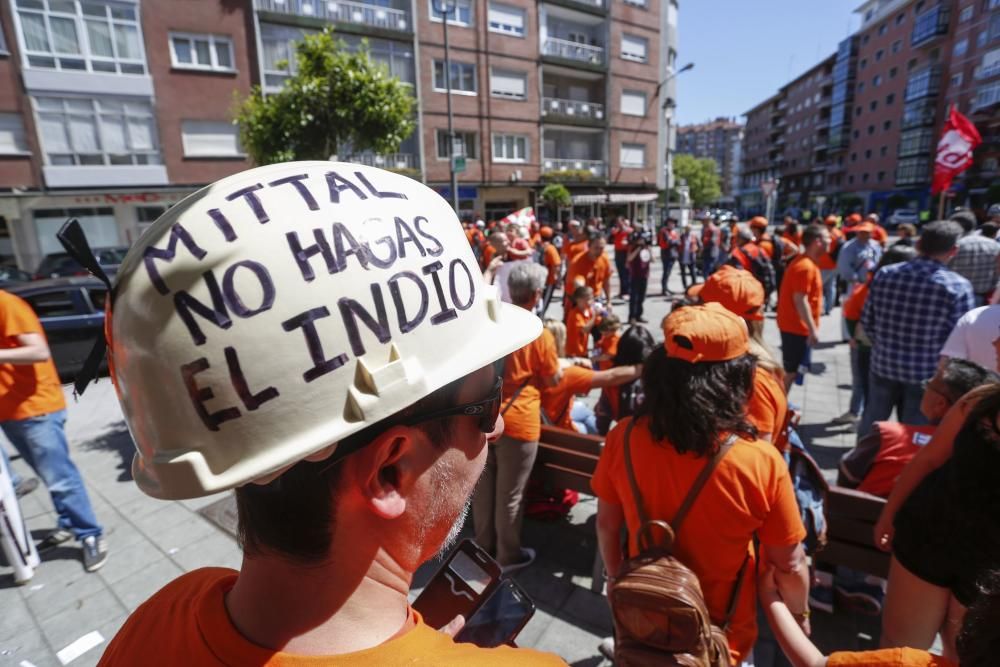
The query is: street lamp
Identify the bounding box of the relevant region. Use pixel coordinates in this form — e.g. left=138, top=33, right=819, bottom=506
left=656, top=63, right=693, bottom=203
left=656, top=62, right=694, bottom=102
left=431, top=0, right=459, bottom=213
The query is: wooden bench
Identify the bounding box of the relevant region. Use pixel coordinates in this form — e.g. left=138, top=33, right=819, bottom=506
left=815, top=486, right=891, bottom=579
left=534, top=425, right=606, bottom=592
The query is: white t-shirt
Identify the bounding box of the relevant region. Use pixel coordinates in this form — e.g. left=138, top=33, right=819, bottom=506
left=940, top=304, right=1000, bottom=372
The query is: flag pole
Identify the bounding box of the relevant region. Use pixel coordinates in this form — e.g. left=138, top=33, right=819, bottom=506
left=937, top=191, right=946, bottom=221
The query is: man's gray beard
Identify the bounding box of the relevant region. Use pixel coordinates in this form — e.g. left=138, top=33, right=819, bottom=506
left=436, top=499, right=470, bottom=559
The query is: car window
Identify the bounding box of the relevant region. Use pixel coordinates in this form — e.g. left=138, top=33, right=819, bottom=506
left=25, top=291, right=78, bottom=317
left=96, top=249, right=127, bottom=264
left=88, top=289, right=108, bottom=311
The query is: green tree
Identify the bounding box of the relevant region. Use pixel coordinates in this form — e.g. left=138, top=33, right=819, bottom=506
left=540, top=183, right=572, bottom=224
left=672, top=154, right=721, bottom=207
left=235, top=28, right=414, bottom=165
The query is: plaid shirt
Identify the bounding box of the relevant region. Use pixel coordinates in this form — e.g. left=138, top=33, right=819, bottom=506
left=949, top=235, right=1000, bottom=294
left=862, top=257, right=975, bottom=383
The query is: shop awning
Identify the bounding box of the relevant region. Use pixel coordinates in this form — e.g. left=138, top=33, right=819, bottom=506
left=571, top=194, right=607, bottom=204
left=607, top=193, right=658, bottom=203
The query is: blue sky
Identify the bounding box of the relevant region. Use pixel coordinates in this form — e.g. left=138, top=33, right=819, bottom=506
left=675, top=0, right=862, bottom=125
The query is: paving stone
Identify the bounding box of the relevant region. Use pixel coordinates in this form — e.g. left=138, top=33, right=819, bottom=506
left=108, top=557, right=182, bottom=612
left=96, top=538, right=161, bottom=586
left=169, top=531, right=242, bottom=573
left=0, top=627, right=58, bottom=667
left=25, top=566, right=108, bottom=623
left=39, top=589, right=125, bottom=659
left=0, top=593, right=37, bottom=643
left=532, top=613, right=607, bottom=664
left=148, top=515, right=222, bottom=554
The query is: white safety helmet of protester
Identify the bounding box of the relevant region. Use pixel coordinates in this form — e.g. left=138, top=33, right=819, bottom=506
left=108, top=161, right=541, bottom=500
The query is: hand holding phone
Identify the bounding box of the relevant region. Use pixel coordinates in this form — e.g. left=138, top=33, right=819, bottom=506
left=412, top=540, right=502, bottom=630
left=454, top=578, right=536, bottom=648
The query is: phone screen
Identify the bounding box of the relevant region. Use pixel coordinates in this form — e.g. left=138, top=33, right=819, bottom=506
left=454, top=579, right=536, bottom=648
left=412, top=543, right=499, bottom=629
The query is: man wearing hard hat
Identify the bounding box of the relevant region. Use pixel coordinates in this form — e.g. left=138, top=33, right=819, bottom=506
left=99, top=163, right=564, bottom=665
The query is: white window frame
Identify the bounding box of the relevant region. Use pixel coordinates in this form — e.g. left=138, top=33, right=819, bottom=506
left=621, top=34, right=648, bottom=63
left=32, top=94, right=161, bottom=167
left=620, top=142, right=646, bottom=168
left=959, top=5, right=973, bottom=22
left=954, top=38, right=969, bottom=57
left=621, top=89, right=647, bottom=116
left=0, top=17, right=8, bottom=54
left=435, top=129, right=478, bottom=160
left=433, top=59, right=477, bottom=94
left=489, top=68, right=527, bottom=100
left=169, top=32, right=235, bottom=73
left=624, top=0, right=648, bottom=7
left=487, top=2, right=525, bottom=37
left=491, top=133, right=528, bottom=163
left=0, top=112, right=30, bottom=155
left=181, top=119, right=243, bottom=158
left=429, top=0, right=473, bottom=27
left=13, top=0, right=147, bottom=74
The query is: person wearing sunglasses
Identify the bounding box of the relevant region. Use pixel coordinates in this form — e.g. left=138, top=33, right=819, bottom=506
left=99, top=163, right=565, bottom=666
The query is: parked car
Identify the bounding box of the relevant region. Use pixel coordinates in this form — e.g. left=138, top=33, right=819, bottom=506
left=886, top=209, right=919, bottom=229
left=34, top=246, right=129, bottom=280
left=0, top=265, right=33, bottom=287
left=6, top=278, right=107, bottom=382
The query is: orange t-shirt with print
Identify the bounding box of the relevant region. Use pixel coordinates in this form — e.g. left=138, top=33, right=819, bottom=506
left=541, top=365, right=594, bottom=430
left=542, top=243, right=562, bottom=286
left=100, top=568, right=565, bottom=667
left=565, top=305, right=593, bottom=357
left=0, top=291, right=66, bottom=421
left=503, top=328, right=559, bottom=442
left=565, top=253, right=611, bottom=300
left=747, top=367, right=787, bottom=444
left=776, top=255, right=822, bottom=336
left=591, top=416, right=805, bottom=664
left=827, top=647, right=954, bottom=667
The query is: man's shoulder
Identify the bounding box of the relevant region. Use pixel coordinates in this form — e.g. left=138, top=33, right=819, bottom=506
left=411, top=628, right=565, bottom=666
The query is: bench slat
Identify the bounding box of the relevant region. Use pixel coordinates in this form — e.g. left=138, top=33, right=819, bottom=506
left=536, top=443, right=600, bottom=476
left=539, top=425, right=604, bottom=457
left=816, top=541, right=891, bottom=579
left=539, top=463, right=594, bottom=495
left=827, top=487, right=886, bottom=522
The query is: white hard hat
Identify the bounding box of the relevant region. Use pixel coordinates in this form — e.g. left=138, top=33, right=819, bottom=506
left=110, top=162, right=541, bottom=499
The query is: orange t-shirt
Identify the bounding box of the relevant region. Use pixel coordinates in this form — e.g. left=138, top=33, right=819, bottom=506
left=842, top=282, right=870, bottom=322
left=541, top=365, right=594, bottom=430
left=0, top=291, right=66, bottom=421
left=565, top=253, right=611, bottom=300
left=871, top=224, right=889, bottom=246
left=100, top=568, right=564, bottom=666
left=591, top=417, right=805, bottom=663
left=565, top=305, right=593, bottom=357
left=827, top=647, right=954, bottom=667
left=481, top=244, right=497, bottom=271
left=542, top=243, right=561, bottom=286
left=596, top=331, right=621, bottom=370
left=612, top=228, right=631, bottom=252
left=503, top=328, right=560, bottom=442
left=776, top=255, right=822, bottom=336
left=563, top=237, right=588, bottom=261
left=818, top=228, right=843, bottom=270
left=747, top=367, right=787, bottom=444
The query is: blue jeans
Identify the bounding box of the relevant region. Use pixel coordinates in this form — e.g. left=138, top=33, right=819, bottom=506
left=1, top=410, right=102, bottom=540
left=848, top=344, right=871, bottom=416
left=821, top=269, right=837, bottom=315
left=571, top=400, right=598, bottom=435
left=660, top=249, right=675, bottom=293
left=614, top=250, right=630, bottom=296
left=701, top=253, right=717, bottom=280
left=857, top=374, right=927, bottom=440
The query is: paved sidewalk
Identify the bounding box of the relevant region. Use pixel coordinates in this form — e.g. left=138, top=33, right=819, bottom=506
left=1, top=255, right=866, bottom=666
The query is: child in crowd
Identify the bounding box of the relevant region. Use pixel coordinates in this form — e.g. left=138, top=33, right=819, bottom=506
left=593, top=314, right=621, bottom=370
left=565, top=285, right=597, bottom=358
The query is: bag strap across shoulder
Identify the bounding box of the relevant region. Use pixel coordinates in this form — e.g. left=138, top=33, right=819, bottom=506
left=500, top=378, right=531, bottom=416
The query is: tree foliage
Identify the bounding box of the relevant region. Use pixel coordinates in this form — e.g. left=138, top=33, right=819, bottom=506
left=540, top=183, right=572, bottom=208
left=672, top=154, right=722, bottom=207
left=235, top=28, right=415, bottom=165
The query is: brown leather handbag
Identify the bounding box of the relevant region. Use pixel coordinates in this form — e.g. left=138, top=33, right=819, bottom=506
left=608, top=421, right=750, bottom=667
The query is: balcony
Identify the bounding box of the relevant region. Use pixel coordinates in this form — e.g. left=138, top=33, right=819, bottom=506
left=973, top=80, right=1000, bottom=112
left=542, top=37, right=605, bottom=66
left=343, top=153, right=416, bottom=169
left=975, top=62, right=1000, bottom=81
left=902, top=101, right=937, bottom=129
left=911, top=5, right=949, bottom=48
left=904, top=66, right=942, bottom=102
left=545, top=0, right=607, bottom=14
left=542, top=97, right=605, bottom=123
left=542, top=157, right=606, bottom=178
left=254, top=0, right=411, bottom=33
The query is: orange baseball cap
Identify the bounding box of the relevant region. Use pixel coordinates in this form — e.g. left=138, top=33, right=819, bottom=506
left=663, top=302, right=750, bottom=363
left=846, top=213, right=863, bottom=225
left=540, top=226, right=554, bottom=239
left=824, top=215, right=839, bottom=226
left=749, top=216, right=768, bottom=229
left=691, top=265, right=765, bottom=321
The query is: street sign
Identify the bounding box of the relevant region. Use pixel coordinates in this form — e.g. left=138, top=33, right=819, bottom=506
left=453, top=155, right=466, bottom=173
left=761, top=180, right=777, bottom=197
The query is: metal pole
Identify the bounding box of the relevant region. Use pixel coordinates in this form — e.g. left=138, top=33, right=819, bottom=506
left=438, top=1, right=459, bottom=213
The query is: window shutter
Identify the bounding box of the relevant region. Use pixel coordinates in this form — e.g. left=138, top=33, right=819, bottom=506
left=181, top=120, right=242, bottom=157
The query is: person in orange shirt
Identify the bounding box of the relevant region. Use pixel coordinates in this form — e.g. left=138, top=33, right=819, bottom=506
left=564, top=286, right=597, bottom=358
left=480, top=231, right=505, bottom=271
left=538, top=226, right=562, bottom=317
left=592, top=303, right=809, bottom=664
left=0, top=290, right=106, bottom=571
left=564, top=232, right=613, bottom=303
left=867, top=212, right=889, bottom=247
left=593, top=314, right=622, bottom=369
left=610, top=217, right=633, bottom=298
left=818, top=215, right=843, bottom=315
left=473, top=263, right=561, bottom=572
left=689, top=266, right=787, bottom=445
left=562, top=219, right=589, bottom=262
left=777, top=224, right=829, bottom=393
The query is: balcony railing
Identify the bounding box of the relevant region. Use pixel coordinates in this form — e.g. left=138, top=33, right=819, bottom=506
left=542, top=38, right=605, bottom=66
left=542, top=158, right=606, bottom=177
left=911, top=5, right=949, bottom=47
left=975, top=62, right=1000, bottom=81
left=565, top=0, right=606, bottom=9
left=344, top=153, right=415, bottom=169
left=542, top=97, right=605, bottom=120
left=255, top=0, right=410, bottom=32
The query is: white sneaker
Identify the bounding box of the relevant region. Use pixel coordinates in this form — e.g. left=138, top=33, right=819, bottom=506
left=598, top=636, right=615, bottom=660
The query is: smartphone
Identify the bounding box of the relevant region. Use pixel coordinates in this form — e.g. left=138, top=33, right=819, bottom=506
left=411, top=539, right=502, bottom=630
left=454, top=578, right=536, bottom=648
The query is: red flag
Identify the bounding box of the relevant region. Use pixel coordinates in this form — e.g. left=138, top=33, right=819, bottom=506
left=931, top=106, right=982, bottom=194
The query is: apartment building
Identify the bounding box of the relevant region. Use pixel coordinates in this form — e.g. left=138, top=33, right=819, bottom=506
left=676, top=116, right=744, bottom=200
left=0, top=0, right=678, bottom=271
left=738, top=94, right=781, bottom=213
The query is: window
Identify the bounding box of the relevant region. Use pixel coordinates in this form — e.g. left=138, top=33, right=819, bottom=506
left=879, top=23, right=888, bottom=36
left=858, top=82, right=865, bottom=93
left=863, top=173, right=870, bottom=183
left=862, top=35, right=870, bottom=46
left=850, top=152, right=857, bottom=162
left=884, top=120, right=892, bottom=130
left=890, top=66, right=898, bottom=79
left=874, top=74, right=882, bottom=86
left=487, top=3, right=524, bottom=37
left=620, top=142, right=645, bottom=167
left=876, top=49, right=884, bottom=61
left=887, top=92, right=896, bottom=104
left=169, top=33, right=234, bottom=72
left=896, top=12, right=905, bottom=25
left=892, top=39, right=902, bottom=54
left=881, top=145, right=889, bottom=156
left=490, top=68, right=526, bottom=100
left=870, top=100, right=878, bottom=111
left=430, top=0, right=472, bottom=26
left=135, top=205, right=165, bottom=235
left=492, top=134, right=527, bottom=162
left=868, top=125, right=875, bottom=135
left=899, top=128, right=934, bottom=156
left=954, top=39, right=969, bottom=57
left=33, top=95, right=160, bottom=166
left=853, top=129, right=860, bottom=139
left=34, top=207, right=117, bottom=256
left=959, top=5, right=973, bottom=22
left=856, top=106, right=862, bottom=117
left=621, top=34, right=648, bottom=63
left=865, top=149, right=872, bottom=158
left=15, top=0, right=145, bottom=73
left=433, top=60, right=476, bottom=93
left=951, top=72, right=963, bottom=86
left=860, top=58, right=867, bottom=70
left=0, top=113, right=29, bottom=154
left=625, top=0, right=648, bottom=6
left=181, top=120, right=242, bottom=158
left=0, top=16, right=8, bottom=54
left=621, top=90, right=646, bottom=116
left=436, top=130, right=477, bottom=159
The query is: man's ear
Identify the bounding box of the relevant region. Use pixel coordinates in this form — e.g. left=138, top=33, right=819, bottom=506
left=355, top=426, right=422, bottom=521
